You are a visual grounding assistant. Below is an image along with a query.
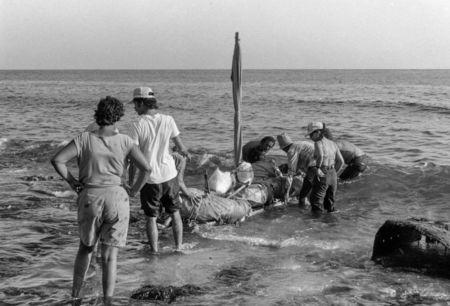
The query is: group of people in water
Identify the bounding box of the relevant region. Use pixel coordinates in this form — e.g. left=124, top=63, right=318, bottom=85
left=242, top=124, right=368, bottom=212
left=50, top=87, right=367, bottom=304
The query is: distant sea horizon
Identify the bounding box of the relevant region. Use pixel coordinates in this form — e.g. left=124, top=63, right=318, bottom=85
left=2, top=68, right=450, bottom=71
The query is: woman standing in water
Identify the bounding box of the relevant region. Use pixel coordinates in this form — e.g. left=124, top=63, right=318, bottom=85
left=51, top=96, right=151, bottom=304
left=307, top=122, right=344, bottom=213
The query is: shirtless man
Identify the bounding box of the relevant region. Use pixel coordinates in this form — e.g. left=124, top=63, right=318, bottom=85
left=307, top=122, right=344, bottom=213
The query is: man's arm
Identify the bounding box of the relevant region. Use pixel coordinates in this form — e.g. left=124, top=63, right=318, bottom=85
left=128, top=163, right=136, bottom=186
left=286, top=148, right=299, bottom=177
left=334, top=143, right=344, bottom=173
left=172, top=136, right=191, bottom=160
left=126, top=122, right=139, bottom=186
left=128, top=145, right=151, bottom=196
left=176, top=155, right=191, bottom=196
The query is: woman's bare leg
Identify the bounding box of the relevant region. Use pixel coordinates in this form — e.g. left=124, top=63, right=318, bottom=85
left=72, top=242, right=95, bottom=298
left=101, top=244, right=119, bottom=301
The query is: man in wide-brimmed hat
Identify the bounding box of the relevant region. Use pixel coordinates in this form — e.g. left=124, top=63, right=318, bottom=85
left=277, top=132, right=315, bottom=206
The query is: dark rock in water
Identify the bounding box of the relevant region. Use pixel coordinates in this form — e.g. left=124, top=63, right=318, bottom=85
left=131, top=284, right=205, bottom=303
left=372, top=218, right=450, bottom=278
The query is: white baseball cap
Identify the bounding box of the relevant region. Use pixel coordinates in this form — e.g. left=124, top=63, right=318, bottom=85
left=306, top=121, right=324, bottom=137
left=132, top=87, right=154, bottom=99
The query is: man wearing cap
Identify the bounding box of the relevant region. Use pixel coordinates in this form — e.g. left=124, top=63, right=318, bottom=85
left=306, top=122, right=344, bottom=213
left=128, top=87, right=190, bottom=253
left=277, top=132, right=316, bottom=206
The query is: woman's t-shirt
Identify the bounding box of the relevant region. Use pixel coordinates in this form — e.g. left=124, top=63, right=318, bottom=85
left=73, top=132, right=134, bottom=187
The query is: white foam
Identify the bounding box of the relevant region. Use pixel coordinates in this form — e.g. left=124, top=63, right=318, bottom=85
left=53, top=190, right=77, bottom=198
left=0, top=137, right=8, bottom=148
left=200, top=232, right=342, bottom=250
left=57, top=140, right=70, bottom=147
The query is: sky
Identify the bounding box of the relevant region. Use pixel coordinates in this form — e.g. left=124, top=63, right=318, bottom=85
left=1, top=0, right=450, bottom=69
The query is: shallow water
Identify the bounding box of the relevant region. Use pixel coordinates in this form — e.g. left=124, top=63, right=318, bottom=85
left=1, top=70, right=449, bottom=305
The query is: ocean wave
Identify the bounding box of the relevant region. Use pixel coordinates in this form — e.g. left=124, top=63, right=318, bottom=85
left=292, top=98, right=450, bottom=114
left=0, top=137, right=8, bottom=146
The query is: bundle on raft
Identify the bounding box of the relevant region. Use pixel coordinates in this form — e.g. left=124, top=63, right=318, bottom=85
left=371, top=218, right=450, bottom=278
left=179, top=188, right=252, bottom=224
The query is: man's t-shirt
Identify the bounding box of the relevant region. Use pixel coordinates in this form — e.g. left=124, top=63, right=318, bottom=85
left=73, top=132, right=134, bottom=187
left=128, top=113, right=180, bottom=184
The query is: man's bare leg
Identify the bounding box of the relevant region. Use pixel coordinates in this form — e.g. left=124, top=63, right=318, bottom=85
left=171, top=210, right=183, bottom=251
left=146, top=216, right=159, bottom=253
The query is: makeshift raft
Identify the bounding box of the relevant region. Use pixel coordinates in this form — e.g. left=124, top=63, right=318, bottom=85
left=179, top=189, right=252, bottom=224
left=372, top=218, right=450, bottom=278
left=178, top=183, right=287, bottom=225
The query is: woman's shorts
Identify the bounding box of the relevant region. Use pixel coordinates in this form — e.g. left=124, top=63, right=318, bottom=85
left=77, top=186, right=129, bottom=248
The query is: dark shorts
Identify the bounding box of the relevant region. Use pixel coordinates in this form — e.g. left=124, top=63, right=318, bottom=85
left=140, top=177, right=181, bottom=218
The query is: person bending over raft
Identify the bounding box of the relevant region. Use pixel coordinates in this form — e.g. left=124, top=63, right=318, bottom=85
left=276, top=133, right=315, bottom=206
left=242, top=136, right=276, bottom=163
left=320, top=129, right=368, bottom=181
left=51, top=96, right=151, bottom=304
left=306, top=122, right=344, bottom=213
left=336, top=140, right=368, bottom=180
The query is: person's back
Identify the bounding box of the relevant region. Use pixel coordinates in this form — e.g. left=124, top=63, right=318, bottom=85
left=129, top=87, right=190, bottom=254
left=51, top=96, right=151, bottom=303
left=242, top=140, right=260, bottom=163
left=75, top=132, right=133, bottom=187
left=336, top=140, right=364, bottom=164
left=314, top=137, right=340, bottom=168
left=130, top=113, right=178, bottom=183
left=336, top=140, right=367, bottom=180
left=252, top=159, right=277, bottom=182
left=288, top=141, right=315, bottom=174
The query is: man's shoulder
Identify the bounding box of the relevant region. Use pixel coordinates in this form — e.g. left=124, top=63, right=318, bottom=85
left=116, top=133, right=132, bottom=140
left=293, top=141, right=314, bottom=149
left=129, top=116, right=146, bottom=126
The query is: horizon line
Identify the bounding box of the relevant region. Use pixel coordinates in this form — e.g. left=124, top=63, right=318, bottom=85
left=2, top=68, right=450, bottom=71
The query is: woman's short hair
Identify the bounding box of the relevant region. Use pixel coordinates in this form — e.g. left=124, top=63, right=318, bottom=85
left=94, top=96, right=125, bottom=126
left=133, top=97, right=158, bottom=109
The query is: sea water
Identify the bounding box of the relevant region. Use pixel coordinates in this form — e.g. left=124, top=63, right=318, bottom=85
left=0, top=70, right=449, bottom=305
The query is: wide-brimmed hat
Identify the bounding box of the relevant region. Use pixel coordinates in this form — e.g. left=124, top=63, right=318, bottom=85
left=306, top=121, right=324, bottom=137
left=277, top=133, right=293, bottom=150
left=132, top=87, right=154, bottom=99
